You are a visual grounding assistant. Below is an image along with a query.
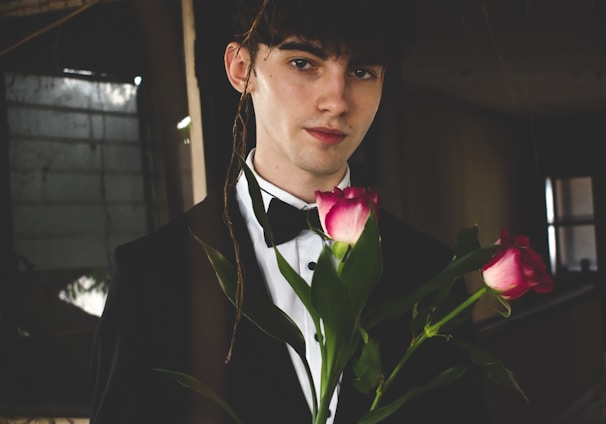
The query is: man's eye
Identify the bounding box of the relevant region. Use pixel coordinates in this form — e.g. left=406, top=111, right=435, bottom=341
left=291, top=58, right=311, bottom=69
left=352, top=68, right=374, bottom=79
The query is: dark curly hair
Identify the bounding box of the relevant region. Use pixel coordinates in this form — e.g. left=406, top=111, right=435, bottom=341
left=230, top=0, right=413, bottom=67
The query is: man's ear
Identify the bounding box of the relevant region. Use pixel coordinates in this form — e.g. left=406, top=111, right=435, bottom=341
left=225, top=42, right=252, bottom=94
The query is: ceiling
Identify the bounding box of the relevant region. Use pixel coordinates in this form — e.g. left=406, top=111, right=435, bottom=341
left=1, top=0, right=606, bottom=117
left=0, top=0, right=149, bottom=82
left=0, top=0, right=101, bottom=16
left=400, top=0, right=606, bottom=116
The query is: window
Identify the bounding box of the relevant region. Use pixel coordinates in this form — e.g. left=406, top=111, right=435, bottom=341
left=6, top=72, right=150, bottom=313
left=545, top=176, right=598, bottom=275
left=1, top=71, right=153, bottom=417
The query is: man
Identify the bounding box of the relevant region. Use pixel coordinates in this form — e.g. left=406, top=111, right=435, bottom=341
left=89, top=0, right=488, bottom=422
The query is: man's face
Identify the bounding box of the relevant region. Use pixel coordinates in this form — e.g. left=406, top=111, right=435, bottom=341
left=248, top=37, right=385, bottom=191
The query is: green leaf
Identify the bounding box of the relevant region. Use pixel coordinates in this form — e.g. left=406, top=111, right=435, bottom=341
left=153, top=368, right=245, bottom=424
left=496, top=296, right=512, bottom=318
left=237, top=155, right=317, bottom=320
left=275, top=247, right=315, bottom=318
left=311, top=246, right=353, bottom=331
left=456, top=339, right=528, bottom=402
left=424, top=280, right=475, bottom=334
left=357, top=366, right=468, bottom=424
left=485, top=363, right=528, bottom=403
left=309, top=212, right=384, bottom=389
left=311, top=245, right=361, bottom=392
left=312, top=246, right=357, bottom=327
left=237, top=155, right=273, bottom=243
left=363, top=246, right=500, bottom=329
left=340, top=211, right=383, bottom=313
left=453, top=226, right=482, bottom=258
left=352, top=338, right=383, bottom=394
left=191, top=231, right=306, bottom=359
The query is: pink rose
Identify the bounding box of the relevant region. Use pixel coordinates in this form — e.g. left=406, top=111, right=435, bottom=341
left=481, top=227, right=554, bottom=300
left=314, top=187, right=380, bottom=245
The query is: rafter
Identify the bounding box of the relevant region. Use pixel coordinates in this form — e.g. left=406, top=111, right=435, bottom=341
left=0, top=0, right=117, bottom=17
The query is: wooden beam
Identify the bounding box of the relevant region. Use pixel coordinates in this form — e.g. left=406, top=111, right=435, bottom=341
left=181, top=0, right=207, bottom=203
left=0, top=0, right=102, bottom=57
left=0, top=0, right=111, bottom=16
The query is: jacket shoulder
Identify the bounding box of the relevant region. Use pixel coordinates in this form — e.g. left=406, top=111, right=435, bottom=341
left=113, top=188, right=227, bottom=265
left=379, top=209, right=453, bottom=262
left=378, top=209, right=454, bottom=290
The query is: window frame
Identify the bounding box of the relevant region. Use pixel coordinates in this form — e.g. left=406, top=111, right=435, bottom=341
left=545, top=175, right=599, bottom=278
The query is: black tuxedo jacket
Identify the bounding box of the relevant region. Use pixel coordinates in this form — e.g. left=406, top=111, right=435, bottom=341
left=89, top=188, right=488, bottom=424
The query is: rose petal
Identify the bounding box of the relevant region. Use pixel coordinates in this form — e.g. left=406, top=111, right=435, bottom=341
left=482, top=229, right=554, bottom=300
left=482, top=248, right=531, bottom=299
left=315, top=186, right=380, bottom=245
left=315, top=188, right=342, bottom=233
left=324, top=197, right=370, bottom=245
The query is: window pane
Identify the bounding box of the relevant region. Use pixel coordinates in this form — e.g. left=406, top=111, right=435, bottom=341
left=555, top=176, right=594, bottom=221
left=557, top=224, right=597, bottom=272
left=1, top=72, right=149, bottom=417
left=7, top=73, right=145, bottom=274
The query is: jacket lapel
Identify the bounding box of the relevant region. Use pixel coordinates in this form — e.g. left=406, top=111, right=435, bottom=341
left=221, top=191, right=312, bottom=423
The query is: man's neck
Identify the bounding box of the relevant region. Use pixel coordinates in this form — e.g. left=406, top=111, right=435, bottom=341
left=243, top=149, right=351, bottom=204
left=252, top=159, right=348, bottom=204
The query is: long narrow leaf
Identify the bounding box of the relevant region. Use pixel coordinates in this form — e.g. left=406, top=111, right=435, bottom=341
left=153, top=368, right=245, bottom=424
left=311, top=246, right=354, bottom=335
left=237, top=155, right=273, bottom=243
left=453, top=226, right=482, bottom=257
left=357, top=366, right=468, bottom=424
left=456, top=339, right=528, bottom=402
left=275, top=246, right=315, bottom=318
left=363, top=246, right=500, bottom=329
left=237, top=155, right=316, bottom=317
left=339, top=212, right=383, bottom=312
left=311, top=245, right=363, bottom=404
left=191, top=231, right=306, bottom=358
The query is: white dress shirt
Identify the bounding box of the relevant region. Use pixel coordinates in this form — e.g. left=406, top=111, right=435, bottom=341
left=235, top=149, right=350, bottom=423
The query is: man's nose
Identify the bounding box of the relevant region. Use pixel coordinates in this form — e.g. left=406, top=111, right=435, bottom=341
left=317, top=72, right=349, bottom=116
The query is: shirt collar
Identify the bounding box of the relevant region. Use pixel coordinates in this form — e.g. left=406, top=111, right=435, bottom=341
left=235, top=148, right=350, bottom=214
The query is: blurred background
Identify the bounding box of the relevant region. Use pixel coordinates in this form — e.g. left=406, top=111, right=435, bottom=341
left=1, top=0, right=605, bottom=422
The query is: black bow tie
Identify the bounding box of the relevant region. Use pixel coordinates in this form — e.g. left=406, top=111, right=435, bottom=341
left=264, top=198, right=321, bottom=247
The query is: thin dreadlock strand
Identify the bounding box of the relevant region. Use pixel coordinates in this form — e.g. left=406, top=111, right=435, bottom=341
left=239, top=0, right=272, bottom=43
left=222, top=0, right=268, bottom=362
left=222, top=85, right=250, bottom=364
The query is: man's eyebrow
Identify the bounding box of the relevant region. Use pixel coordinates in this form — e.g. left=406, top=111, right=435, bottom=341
left=276, top=40, right=383, bottom=67
left=277, top=40, right=328, bottom=60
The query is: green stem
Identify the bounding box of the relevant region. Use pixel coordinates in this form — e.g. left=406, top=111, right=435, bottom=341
left=308, top=317, right=325, bottom=419
left=370, top=331, right=427, bottom=410
left=314, top=337, right=346, bottom=424
left=369, top=286, right=487, bottom=411
left=425, top=286, right=487, bottom=338
left=303, top=355, right=319, bottom=418
left=314, top=379, right=339, bottom=424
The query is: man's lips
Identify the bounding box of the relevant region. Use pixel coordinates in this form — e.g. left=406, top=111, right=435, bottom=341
left=306, top=127, right=346, bottom=144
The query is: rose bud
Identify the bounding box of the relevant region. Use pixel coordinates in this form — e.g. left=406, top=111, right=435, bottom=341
left=481, top=227, right=554, bottom=300
left=315, top=187, right=379, bottom=246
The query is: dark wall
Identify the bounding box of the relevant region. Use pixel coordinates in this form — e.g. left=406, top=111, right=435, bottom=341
left=193, top=0, right=241, bottom=192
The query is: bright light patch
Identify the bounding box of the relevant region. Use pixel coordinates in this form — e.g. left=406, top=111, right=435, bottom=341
left=177, top=115, right=191, bottom=129
left=59, top=275, right=107, bottom=317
